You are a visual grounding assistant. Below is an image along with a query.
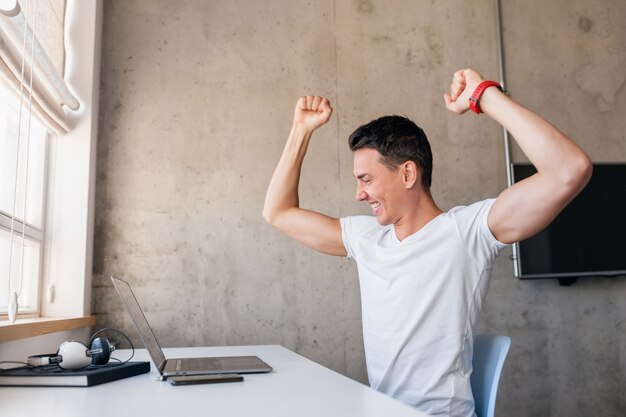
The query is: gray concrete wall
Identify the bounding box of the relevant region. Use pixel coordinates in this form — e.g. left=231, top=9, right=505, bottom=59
left=93, top=1, right=626, bottom=416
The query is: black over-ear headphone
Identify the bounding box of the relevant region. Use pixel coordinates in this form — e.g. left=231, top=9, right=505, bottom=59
left=27, top=328, right=133, bottom=370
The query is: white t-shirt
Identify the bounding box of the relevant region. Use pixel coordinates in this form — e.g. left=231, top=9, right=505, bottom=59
left=340, top=199, right=508, bottom=417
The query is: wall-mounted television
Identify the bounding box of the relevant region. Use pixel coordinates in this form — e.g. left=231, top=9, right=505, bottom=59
left=511, top=163, right=626, bottom=284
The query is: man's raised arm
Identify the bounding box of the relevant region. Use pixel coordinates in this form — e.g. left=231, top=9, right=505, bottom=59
left=444, top=69, right=592, bottom=244
left=263, top=96, right=347, bottom=257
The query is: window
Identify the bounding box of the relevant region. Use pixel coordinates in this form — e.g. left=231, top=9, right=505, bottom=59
left=0, top=0, right=100, bottom=324
left=0, top=82, right=49, bottom=315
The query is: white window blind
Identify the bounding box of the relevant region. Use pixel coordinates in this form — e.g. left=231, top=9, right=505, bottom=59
left=0, top=0, right=79, bottom=135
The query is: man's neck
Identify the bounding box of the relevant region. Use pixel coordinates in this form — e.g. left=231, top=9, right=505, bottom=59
left=393, top=192, right=442, bottom=241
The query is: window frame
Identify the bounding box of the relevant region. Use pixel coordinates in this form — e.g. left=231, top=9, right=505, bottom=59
left=39, top=0, right=101, bottom=319
left=0, top=85, right=50, bottom=317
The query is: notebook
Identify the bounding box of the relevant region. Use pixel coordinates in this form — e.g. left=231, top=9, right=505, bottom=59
left=111, top=276, right=272, bottom=379
left=0, top=361, right=150, bottom=387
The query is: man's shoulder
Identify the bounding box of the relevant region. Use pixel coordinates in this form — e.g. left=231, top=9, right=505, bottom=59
left=445, top=198, right=508, bottom=254
left=341, top=214, right=379, bottom=229
left=443, top=198, right=498, bottom=239
left=446, top=198, right=496, bottom=218
left=341, top=215, right=388, bottom=239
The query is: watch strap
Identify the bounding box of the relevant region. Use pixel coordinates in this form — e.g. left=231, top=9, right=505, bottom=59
left=469, top=81, right=502, bottom=114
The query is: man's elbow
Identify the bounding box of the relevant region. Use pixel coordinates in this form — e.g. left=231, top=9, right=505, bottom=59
left=262, top=206, right=276, bottom=226
left=555, top=154, right=593, bottom=201
left=574, top=154, right=592, bottom=189
left=563, top=154, right=593, bottom=195
left=262, top=205, right=287, bottom=228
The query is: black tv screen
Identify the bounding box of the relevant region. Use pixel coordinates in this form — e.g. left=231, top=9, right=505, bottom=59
left=512, top=163, right=626, bottom=281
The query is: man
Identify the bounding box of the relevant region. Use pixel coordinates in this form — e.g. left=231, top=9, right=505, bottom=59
left=263, top=68, right=591, bottom=416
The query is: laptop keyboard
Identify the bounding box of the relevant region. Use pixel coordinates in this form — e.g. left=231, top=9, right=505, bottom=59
left=175, top=358, right=222, bottom=372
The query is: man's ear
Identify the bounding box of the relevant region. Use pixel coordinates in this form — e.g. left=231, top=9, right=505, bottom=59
left=402, top=161, right=419, bottom=189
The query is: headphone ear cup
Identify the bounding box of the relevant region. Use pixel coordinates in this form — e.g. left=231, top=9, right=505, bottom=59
left=89, top=337, right=112, bottom=366
left=57, top=341, right=92, bottom=370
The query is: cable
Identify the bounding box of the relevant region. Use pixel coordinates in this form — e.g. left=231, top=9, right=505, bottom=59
left=0, top=361, right=29, bottom=371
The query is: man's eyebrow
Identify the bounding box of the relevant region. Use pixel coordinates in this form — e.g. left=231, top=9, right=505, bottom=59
left=355, top=173, right=369, bottom=180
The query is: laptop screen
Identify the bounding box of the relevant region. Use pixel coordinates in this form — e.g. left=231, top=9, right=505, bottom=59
left=111, top=276, right=167, bottom=372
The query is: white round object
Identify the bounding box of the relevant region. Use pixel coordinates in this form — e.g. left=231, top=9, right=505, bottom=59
left=58, top=341, right=91, bottom=370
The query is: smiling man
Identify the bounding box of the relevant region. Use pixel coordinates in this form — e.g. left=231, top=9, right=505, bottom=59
left=263, top=68, right=591, bottom=417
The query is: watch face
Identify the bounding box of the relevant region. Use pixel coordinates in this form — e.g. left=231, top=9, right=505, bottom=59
left=469, top=96, right=481, bottom=114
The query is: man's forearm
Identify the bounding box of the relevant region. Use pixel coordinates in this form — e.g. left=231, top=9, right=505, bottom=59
left=263, top=124, right=313, bottom=225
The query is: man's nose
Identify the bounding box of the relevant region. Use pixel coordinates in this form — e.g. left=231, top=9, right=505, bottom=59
left=355, top=185, right=367, bottom=201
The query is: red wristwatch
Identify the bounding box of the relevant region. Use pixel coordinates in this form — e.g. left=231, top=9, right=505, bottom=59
left=469, top=81, right=502, bottom=114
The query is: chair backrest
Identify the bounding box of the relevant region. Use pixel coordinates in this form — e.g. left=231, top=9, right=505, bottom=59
left=470, top=334, right=511, bottom=417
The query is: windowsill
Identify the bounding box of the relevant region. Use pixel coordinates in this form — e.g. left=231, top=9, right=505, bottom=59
left=0, top=316, right=96, bottom=343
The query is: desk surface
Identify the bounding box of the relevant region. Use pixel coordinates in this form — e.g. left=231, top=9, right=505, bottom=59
left=0, top=345, right=429, bottom=417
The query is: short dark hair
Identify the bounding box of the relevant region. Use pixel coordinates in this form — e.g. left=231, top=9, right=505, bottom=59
left=348, top=115, right=433, bottom=188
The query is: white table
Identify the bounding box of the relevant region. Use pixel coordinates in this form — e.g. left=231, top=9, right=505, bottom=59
left=0, top=345, right=430, bottom=417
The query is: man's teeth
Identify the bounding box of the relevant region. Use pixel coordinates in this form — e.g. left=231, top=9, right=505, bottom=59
left=371, top=202, right=381, bottom=209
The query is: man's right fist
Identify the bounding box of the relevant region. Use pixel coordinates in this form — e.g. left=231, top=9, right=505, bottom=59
left=293, top=96, right=333, bottom=132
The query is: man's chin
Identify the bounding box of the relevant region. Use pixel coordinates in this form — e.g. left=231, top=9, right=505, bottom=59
left=375, top=216, right=391, bottom=226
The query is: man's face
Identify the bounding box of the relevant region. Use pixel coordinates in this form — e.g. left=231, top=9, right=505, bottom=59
left=353, top=148, right=408, bottom=226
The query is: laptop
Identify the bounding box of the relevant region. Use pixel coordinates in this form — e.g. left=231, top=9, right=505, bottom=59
left=111, top=276, right=272, bottom=379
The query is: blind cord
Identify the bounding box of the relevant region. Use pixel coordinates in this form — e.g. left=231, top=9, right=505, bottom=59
left=18, top=0, right=38, bottom=304
left=7, top=0, right=36, bottom=322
